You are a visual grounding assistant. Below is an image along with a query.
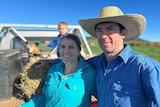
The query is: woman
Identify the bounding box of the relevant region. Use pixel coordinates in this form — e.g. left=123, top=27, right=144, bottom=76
left=20, top=34, right=97, bottom=107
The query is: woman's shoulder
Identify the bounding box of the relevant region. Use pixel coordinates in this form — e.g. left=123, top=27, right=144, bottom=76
left=47, top=62, right=63, bottom=74
left=79, top=58, right=96, bottom=74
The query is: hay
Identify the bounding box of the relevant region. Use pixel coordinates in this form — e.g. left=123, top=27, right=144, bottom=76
left=14, top=54, right=94, bottom=101
left=14, top=57, right=53, bottom=101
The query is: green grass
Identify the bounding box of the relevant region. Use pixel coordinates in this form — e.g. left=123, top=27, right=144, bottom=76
left=82, top=37, right=102, bottom=56
left=84, top=37, right=160, bottom=62
left=131, top=45, right=160, bottom=62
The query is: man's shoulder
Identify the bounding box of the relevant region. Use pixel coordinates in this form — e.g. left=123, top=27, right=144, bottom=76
left=86, top=53, right=104, bottom=66
left=87, top=53, right=104, bottom=61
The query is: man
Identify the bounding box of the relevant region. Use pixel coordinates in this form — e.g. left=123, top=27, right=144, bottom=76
left=79, top=6, right=160, bottom=107
left=45, top=21, right=68, bottom=57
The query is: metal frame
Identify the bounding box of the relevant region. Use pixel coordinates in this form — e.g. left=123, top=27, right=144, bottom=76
left=0, top=23, right=93, bottom=56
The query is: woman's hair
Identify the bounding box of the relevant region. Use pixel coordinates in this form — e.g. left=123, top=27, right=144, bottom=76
left=60, top=34, right=81, bottom=51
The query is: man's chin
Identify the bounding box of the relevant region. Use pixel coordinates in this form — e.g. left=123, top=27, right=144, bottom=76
left=63, top=61, right=70, bottom=64
left=103, top=49, right=113, bottom=54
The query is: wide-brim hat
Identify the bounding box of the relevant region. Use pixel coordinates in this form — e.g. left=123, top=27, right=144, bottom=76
left=78, top=6, right=146, bottom=41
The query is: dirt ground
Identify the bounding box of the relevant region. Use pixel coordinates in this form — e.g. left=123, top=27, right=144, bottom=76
left=0, top=97, right=24, bottom=107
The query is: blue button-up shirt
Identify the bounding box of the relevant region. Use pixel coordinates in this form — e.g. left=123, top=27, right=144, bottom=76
left=87, top=44, right=160, bottom=107
left=49, top=35, right=61, bottom=57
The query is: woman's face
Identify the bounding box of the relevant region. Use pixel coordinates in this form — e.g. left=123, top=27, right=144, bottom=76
left=60, top=38, right=80, bottom=64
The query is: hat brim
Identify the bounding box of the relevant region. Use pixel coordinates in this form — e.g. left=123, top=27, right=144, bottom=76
left=79, top=14, right=146, bottom=41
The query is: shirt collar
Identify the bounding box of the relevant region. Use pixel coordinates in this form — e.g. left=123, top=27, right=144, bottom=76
left=55, top=57, right=90, bottom=74
left=118, top=44, right=132, bottom=64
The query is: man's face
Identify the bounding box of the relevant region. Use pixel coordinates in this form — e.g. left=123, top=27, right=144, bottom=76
left=95, top=22, right=126, bottom=56
left=58, top=25, right=68, bottom=36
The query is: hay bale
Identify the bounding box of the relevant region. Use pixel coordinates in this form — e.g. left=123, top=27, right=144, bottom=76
left=14, top=57, right=53, bottom=101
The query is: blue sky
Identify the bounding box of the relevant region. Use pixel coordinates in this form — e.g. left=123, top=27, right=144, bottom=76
left=0, top=0, right=159, bottom=42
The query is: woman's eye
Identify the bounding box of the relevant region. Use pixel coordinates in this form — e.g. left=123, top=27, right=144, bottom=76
left=69, top=46, right=74, bottom=49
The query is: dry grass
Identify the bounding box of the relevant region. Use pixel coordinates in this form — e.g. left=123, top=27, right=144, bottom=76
left=14, top=57, right=53, bottom=101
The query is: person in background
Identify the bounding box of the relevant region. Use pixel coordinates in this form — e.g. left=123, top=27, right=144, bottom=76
left=35, top=21, right=68, bottom=67
left=78, top=6, right=160, bottom=107
left=20, top=34, right=97, bottom=107
left=45, top=21, right=68, bottom=58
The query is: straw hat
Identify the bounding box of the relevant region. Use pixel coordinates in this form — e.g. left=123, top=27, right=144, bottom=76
left=78, top=6, right=146, bottom=41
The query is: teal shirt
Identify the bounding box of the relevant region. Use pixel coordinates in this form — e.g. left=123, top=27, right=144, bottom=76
left=21, top=58, right=97, bottom=107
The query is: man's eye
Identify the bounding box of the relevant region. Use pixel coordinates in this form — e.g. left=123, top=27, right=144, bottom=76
left=96, top=29, right=102, bottom=33
left=60, top=45, right=65, bottom=48
left=107, top=28, right=114, bottom=31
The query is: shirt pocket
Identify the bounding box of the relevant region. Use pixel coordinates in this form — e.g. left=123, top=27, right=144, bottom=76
left=66, top=80, right=85, bottom=94
left=63, top=80, right=85, bottom=105
left=112, top=81, right=140, bottom=106
left=43, top=74, right=60, bottom=98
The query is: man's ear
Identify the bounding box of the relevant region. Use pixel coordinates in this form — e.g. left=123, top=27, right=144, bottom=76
left=121, top=29, right=127, bottom=39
